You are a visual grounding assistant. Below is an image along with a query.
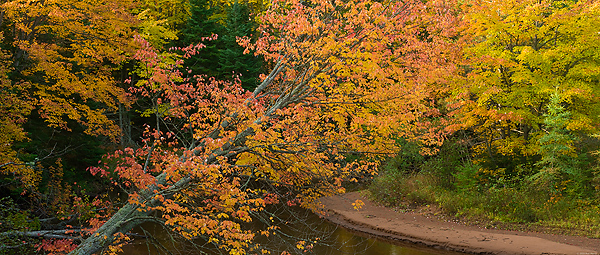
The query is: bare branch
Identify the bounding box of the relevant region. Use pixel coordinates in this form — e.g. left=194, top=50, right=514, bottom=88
left=0, top=229, right=82, bottom=240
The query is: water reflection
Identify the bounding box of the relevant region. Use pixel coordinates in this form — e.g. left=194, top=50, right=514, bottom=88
left=120, top=207, right=460, bottom=255
left=316, top=224, right=450, bottom=255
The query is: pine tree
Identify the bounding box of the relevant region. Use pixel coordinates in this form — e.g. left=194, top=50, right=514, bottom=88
left=532, top=92, right=578, bottom=189
left=217, top=1, right=262, bottom=91
left=178, top=0, right=223, bottom=77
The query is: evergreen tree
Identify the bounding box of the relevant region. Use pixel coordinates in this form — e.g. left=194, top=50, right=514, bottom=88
left=178, top=0, right=223, bottom=77
left=217, top=1, right=262, bottom=91
left=532, top=92, right=578, bottom=190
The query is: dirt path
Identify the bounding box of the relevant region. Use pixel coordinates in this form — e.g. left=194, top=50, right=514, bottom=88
left=319, top=191, right=600, bottom=255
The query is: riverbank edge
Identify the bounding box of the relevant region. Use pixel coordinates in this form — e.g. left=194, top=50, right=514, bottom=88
left=318, top=191, right=600, bottom=255
left=320, top=207, right=469, bottom=254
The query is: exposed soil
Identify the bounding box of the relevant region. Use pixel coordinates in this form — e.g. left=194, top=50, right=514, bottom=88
left=318, top=191, right=600, bottom=255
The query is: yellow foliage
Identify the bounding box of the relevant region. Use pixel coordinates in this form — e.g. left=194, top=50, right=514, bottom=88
left=456, top=0, right=600, bottom=159
left=352, top=199, right=365, bottom=211
left=1, top=0, right=138, bottom=140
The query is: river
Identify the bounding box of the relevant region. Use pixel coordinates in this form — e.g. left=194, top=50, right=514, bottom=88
left=120, top=206, right=464, bottom=255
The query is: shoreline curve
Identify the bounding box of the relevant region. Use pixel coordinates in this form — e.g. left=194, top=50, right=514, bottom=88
left=318, top=191, right=600, bottom=255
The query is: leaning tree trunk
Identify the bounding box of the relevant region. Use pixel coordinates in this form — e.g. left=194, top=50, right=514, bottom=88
left=68, top=57, right=313, bottom=255
left=69, top=203, right=147, bottom=255
left=68, top=174, right=194, bottom=255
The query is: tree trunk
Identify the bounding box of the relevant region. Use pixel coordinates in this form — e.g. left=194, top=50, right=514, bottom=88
left=68, top=203, right=146, bottom=255
left=68, top=173, right=187, bottom=255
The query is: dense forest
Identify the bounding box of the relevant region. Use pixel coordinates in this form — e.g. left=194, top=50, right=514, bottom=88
left=0, top=0, right=599, bottom=254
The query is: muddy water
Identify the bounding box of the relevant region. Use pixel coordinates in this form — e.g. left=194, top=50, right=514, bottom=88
left=120, top=207, right=462, bottom=255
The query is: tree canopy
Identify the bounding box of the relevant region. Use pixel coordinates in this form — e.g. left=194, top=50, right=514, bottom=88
left=1, top=0, right=599, bottom=254
left=458, top=0, right=600, bottom=160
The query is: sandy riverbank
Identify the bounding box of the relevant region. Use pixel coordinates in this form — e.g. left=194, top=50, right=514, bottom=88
left=319, top=191, right=600, bottom=255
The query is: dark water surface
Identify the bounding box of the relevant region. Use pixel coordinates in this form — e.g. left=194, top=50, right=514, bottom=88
left=120, top=207, right=464, bottom=255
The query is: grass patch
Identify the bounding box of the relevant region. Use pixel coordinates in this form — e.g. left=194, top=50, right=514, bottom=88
left=368, top=141, right=600, bottom=238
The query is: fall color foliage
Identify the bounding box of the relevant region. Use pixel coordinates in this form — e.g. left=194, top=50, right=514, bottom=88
left=1, top=0, right=138, bottom=138
left=0, top=0, right=599, bottom=254
left=0, top=32, right=36, bottom=188
left=69, top=0, right=462, bottom=253
left=457, top=0, right=600, bottom=159
left=369, top=0, right=600, bottom=240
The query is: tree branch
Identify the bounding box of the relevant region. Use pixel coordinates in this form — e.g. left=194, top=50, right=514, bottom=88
left=0, top=229, right=82, bottom=240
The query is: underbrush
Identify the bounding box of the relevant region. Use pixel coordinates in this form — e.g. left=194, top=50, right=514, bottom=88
left=369, top=140, right=600, bottom=238
left=370, top=171, right=600, bottom=237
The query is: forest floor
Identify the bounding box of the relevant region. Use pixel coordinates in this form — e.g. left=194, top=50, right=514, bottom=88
left=319, top=191, right=600, bottom=255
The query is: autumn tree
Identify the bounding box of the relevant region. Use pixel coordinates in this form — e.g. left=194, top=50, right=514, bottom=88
left=0, top=1, right=139, bottom=252
left=0, top=31, right=35, bottom=190
left=0, top=0, right=462, bottom=253
left=456, top=0, right=600, bottom=169
left=0, top=0, right=142, bottom=193
left=1, top=0, right=139, bottom=139
left=134, top=0, right=189, bottom=48
left=69, top=0, right=460, bottom=253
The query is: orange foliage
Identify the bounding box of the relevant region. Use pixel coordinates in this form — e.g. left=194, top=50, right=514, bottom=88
left=241, top=0, right=463, bottom=155
left=75, top=0, right=464, bottom=252
left=36, top=239, right=77, bottom=255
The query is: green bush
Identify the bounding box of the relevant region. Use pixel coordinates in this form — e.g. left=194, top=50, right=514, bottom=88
left=368, top=134, right=600, bottom=237
left=452, top=162, right=480, bottom=192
